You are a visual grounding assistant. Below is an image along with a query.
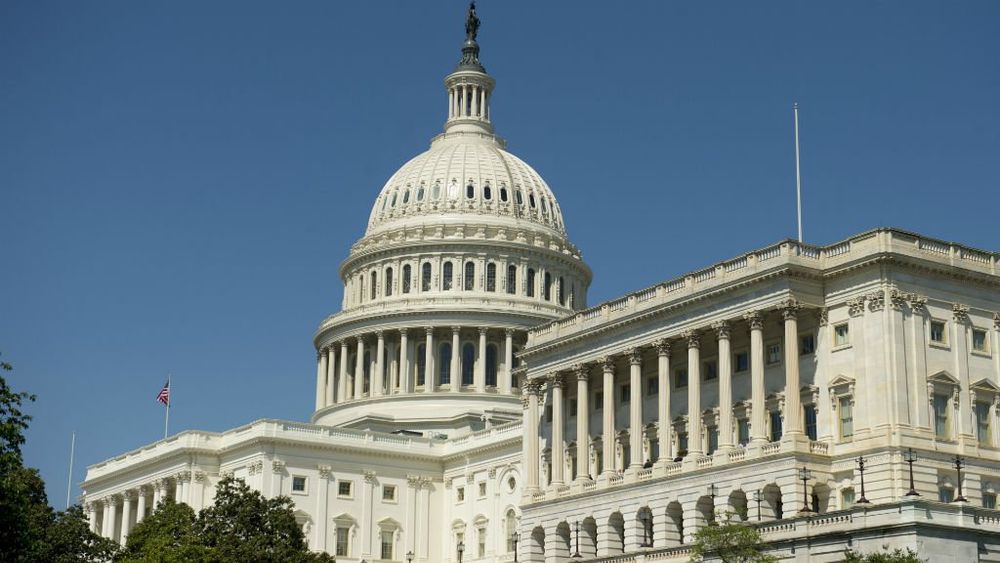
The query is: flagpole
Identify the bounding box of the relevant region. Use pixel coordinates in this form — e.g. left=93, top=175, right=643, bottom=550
left=164, top=374, right=171, bottom=439
left=65, top=431, right=75, bottom=509
left=794, top=102, right=803, bottom=243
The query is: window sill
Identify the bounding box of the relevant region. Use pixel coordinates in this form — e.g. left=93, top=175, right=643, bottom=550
left=929, top=342, right=950, bottom=351
left=972, top=350, right=992, bottom=358
left=832, top=344, right=852, bottom=352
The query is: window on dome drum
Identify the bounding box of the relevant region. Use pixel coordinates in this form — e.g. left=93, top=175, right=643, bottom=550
left=384, top=267, right=393, bottom=297
left=805, top=405, right=818, bottom=440
left=370, top=271, right=378, bottom=300
left=464, top=261, right=475, bottom=290
left=500, top=186, right=508, bottom=202
left=839, top=397, right=854, bottom=439
left=486, top=345, right=498, bottom=386
left=734, top=351, right=749, bottom=372
left=402, top=189, right=409, bottom=203
left=417, top=184, right=425, bottom=201
left=390, top=192, right=397, bottom=207
left=416, top=345, right=426, bottom=386
left=543, top=273, right=552, bottom=301
left=421, top=263, right=432, bottom=291
left=769, top=411, right=783, bottom=442
left=558, top=276, right=565, bottom=305
left=466, top=182, right=475, bottom=199
left=515, top=190, right=524, bottom=206
left=933, top=394, right=950, bottom=439
left=973, top=329, right=989, bottom=353
left=977, top=401, right=992, bottom=446
left=440, top=343, right=452, bottom=385
left=506, top=264, right=517, bottom=294
left=484, top=184, right=492, bottom=200
left=529, top=193, right=536, bottom=208
left=462, top=343, right=475, bottom=385
left=486, top=263, right=496, bottom=292
left=526, top=269, right=536, bottom=297
left=800, top=334, right=815, bottom=355
left=432, top=181, right=441, bottom=200
left=541, top=197, right=548, bottom=212
left=359, top=274, right=365, bottom=302
left=930, top=320, right=947, bottom=345
left=402, top=265, right=411, bottom=294
left=443, top=262, right=454, bottom=290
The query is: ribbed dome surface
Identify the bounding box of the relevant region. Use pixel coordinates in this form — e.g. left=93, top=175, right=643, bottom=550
left=365, top=133, right=566, bottom=235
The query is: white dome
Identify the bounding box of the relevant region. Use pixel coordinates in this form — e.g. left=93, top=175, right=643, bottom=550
left=366, top=133, right=566, bottom=236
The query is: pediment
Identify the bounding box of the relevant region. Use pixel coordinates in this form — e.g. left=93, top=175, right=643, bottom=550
left=971, top=378, right=1000, bottom=393
left=828, top=374, right=855, bottom=388
left=928, top=370, right=960, bottom=386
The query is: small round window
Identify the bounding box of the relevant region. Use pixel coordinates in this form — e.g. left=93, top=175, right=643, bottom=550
left=507, top=476, right=516, bottom=492
left=484, top=184, right=492, bottom=200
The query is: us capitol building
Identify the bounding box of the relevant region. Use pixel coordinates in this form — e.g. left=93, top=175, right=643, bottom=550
left=82, top=5, right=1000, bottom=562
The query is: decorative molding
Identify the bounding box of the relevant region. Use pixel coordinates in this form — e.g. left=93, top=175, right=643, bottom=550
left=247, top=460, right=264, bottom=476
left=743, top=311, right=764, bottom=331
left=193, top=471, right=206, bottom=483
left=487, top=467, right=497, bottom=479
left=272, top=460, right=286, bottom=473
left=817, top=308, right=829, bottom=326
left=778, top=298, right=801, bottom=319
left=953, top=303, right=970, bottom=323
left=712, top=320, right=731, bottom=340
left=866, top=290, right=885, bottom=312
left=219, top=469, right=235, bottom=479
left=889, top=288, right=907, bottom=311
left=547, top=372, right=565, bottom=389
left=909, top=294, right=928, bottom=315
left=600, top=356, right=615, bottom=373
left=682, top=330, right=701, bottom=349
left=573, top=364, right=589, bottom=381
left=847, top=297, right=866, bottom=317
left=654, top=338, right=671, bottom=356
left=122, top=489, right=137, bottom=501
left=363, top=470, right=377, bottom=484
left=627, top=348, right=642, bottom=365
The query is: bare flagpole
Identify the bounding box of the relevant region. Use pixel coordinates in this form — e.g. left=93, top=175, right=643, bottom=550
left=794, top=102, right=803, bottom=242
left=65, top=431, right=75, bottom=509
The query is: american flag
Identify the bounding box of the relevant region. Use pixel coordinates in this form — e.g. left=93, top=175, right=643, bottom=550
left=156, top=380, right=170, bottom=406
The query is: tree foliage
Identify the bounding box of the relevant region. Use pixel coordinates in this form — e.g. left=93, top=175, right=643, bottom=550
left=843, top=547, right=925, bottom=563
left=116, top=499, right=210, bottom=562
left=689, top=514, right=777, bottom=563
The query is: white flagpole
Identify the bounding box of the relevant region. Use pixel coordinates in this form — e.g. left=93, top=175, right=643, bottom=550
left=794, top=102, right=803, bottom=243
left=65, top=431, right=75, bottom=509
left=164, top=374, right=171, bottom=439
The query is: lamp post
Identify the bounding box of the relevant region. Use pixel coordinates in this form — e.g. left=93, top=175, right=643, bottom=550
left=753, top=489, right=762, bottom=521
left=640, top=512, right=651, bottom=548
left=406, top=551, right=413, bottom=563
left=954, top=456, right=968, bottom=503
left=457, top=540, right=464, bottom=563
left=856, top=455, right=871, bottom=504
left=798, top=467, right=813, bottom=513
left=511, top=531, right=519, bottom=562
left=572, top=520, right=582, bottom=558
left=904, top=448, right=920, bottom=497
left=707, top=483, right=718, bottom=524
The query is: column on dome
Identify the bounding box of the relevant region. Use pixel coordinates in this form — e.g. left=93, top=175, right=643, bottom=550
left=502, top=328, right=514, bottom=394
left=448, top=88, right=454, bottom=119
left=781, top=299, right=803, bottom=438
left=475, top=327, right=487, bottom=392
left=627, top=348, right=643, bottom=471
left=600, top=356, right=616, bottom=479
left=354, top=336, right=365, bottom=401
left=374, top=331, right=385, bottom=397
left=424, top=327, right=436, bottom=392
left=450, top=326, right=461, bottom=392
left=315, top=349, right=327, bottom=411
left=524, top=380, right=541, bottom=493
left=399, top=329, right=410, bottom=393
left=326, top=344, right=336, bottom=406
left=471, top=85, right=479, bottom=116
left=549, top=373, right=565, bottom=487
left=685, top=330, right=703, bottom=457
left=575, top=364, right=591, bottom=481
left=655, top=340, right=672, bottom=464
left=338, top=342, right=349, bottom=403
left=745, top=311, right=767, bottom=445
left=714, top=321, right=734, bottom=452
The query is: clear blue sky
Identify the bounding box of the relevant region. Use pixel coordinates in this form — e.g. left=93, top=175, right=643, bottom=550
left=2, top=1, right=997, bottom=506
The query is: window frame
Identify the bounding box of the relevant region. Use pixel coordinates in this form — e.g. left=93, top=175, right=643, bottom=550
left=929, top=319, right=948, bottom=347
left=291, top=475, right=308, bottom=495
left=382, top=484, right=397, bottom=503
left=337, top=480, right=354, bottom=499
left=833, top=322, right=851, bottom=349
left=972, top=328, right=990, bottom=355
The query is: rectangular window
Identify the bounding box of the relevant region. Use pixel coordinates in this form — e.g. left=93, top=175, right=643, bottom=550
left=545, top=405, right=552, bottom=423
left=939, top=487, right=955, bottom=503
left=800, top=334, right=816, bottom=355
left=675, top=369, right=688, bottom=389
left=984, top=493, right=997, bottom=509
left=933, top=394, right=950, bottom=439
left=839, top=397, right=854, bottom=439
left=734, top=351, right=749, bottom=372
left=457, top=487, right=465, bottom=502
left=338, top=481, right=353, bottom=498
left=841, top=489, right=856, bottom=508
left=291, top=476, right=307, bottom=493
left=707, top=428, right=719, bottom=455
left=930, top=321, right=946, bottom=344
left=382, top=485, right=397, bottom=502
left=479, top=482, right=487, bottom=497
left=769, top=411, right=783, bottom=442
left=647, top=376, right=659, bottom=395
left=381, top=530, right=394, bottom=560
left=336, top=527, right=349, bottom=556
left=677, top=432, right=688, bottom=457
left=834, top=323, right=850, bottom=347
left=620, top=384, right=630, bottom=403
left=977, top=401, right=992, bottom=446
left=973, top=329, right=989, bottom=353
left=738, top=418, right=750, bottom=446
left=703, top=361, right=718, bottom=381
left=570, top=399, right=577, bottom=417
left=478, top=528, right=487, bottom=558
left=594, top=392, right=603, bottom=409
left=805, top=405, right=818, bottom=441
left=766, top=343, right=782, bottom=365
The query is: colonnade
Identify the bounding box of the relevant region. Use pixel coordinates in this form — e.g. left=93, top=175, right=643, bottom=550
left=86, top=473, right=193, bottom=543
left=316, top=326, right=521, bottom=411
left=449, top=82, right=489, bottom=121
left=523, top=300, right=811, bottom=493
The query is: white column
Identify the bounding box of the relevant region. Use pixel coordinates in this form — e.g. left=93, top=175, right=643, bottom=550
left=656, top=340, right=672, bottom=464
left=471, top=85, right=479, bottom=116
left=781, top=300, right=803, bottom=437
left=525, top=382, right=541, bottom=493
left=315, top=349, right=328, bottom=411
left=425, top=327, right=436, bottom=392
left=451, top=326, right=461, bottom=391
left=601, top=357, right=616, bottom=478
left=399, top=330, right=410, bottom=393
left=120, top=491, right=133, bottom=543
left=326, top=345, right=336, bottom=406
left=374, top=330, right=385, bottom=397
left=354, top=336, right=365, bottom=400
left=449, top=88, right=454, bottom=118
left=685, top=330, right=703, bottom=456
left=86, top=503, right=97, bottom=534
left=151, top=481, right=161, bottom=507
left=628, top=348, right=643, bottom=470
left=745, top=311, right=767, bottom=444
left=550, top=374, right=565, bottom=486
left=102, top=498, right=114, bottom=539
left=136, top=488, right=147, bottom=525
left=317, top=466, right=331, bottom=552
left=575, top=364, right=591, bottom=481
left=338, top=342, right=349, bottom=402
left=476, top=327, right=487, bottom=392
left=715, top=321, right=734, bottom=450
left=503, top=328, right=514, bottom=394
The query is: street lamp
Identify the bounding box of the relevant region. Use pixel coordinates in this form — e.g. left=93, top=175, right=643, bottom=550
left=954, top=456, right=968, bottom=503
left=856, top=456, right=871, bottom=504
left=511, top=531, right=520, bottom=562
left=572, top=520, right=582, bottom=558
left=406, top=551, right=414, bottom=563
left=640, top=512, right=652, bottom=547
left=904, top=448, right=920, bottom=497
left=753, top=489, right=763, bottom=521
left=798, top=467, right=813, bottom=514
left=707, top=483, right=718, bottom=499
left=457, top=540, right=465, bottom=563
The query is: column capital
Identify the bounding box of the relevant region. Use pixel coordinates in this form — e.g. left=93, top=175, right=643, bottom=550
left=777, top=297, right=801, bottom=320
left=355, top=335, right=366, bottom=345
left=547, top=372, right=566, bottom=389
left=479, top=326, right=489, bottom=335
left=573, top=364, right=590, bottom=381
left=600, top=356, right=615, bottom=373
left=102, top=496, right=116, bottom=507
left=953, top=303, right=970, bottom=323
left=910, top=294, right=928, bottom=315
left=451, top=325, right=462, bottom=334
left=654, top=338, right=671, bottom=357
left=399, top=328, right=409, bottom=338
left=505, top=327, right=516, bottom=337
left=682, top=330, right=701, bottom=349
left=712, top=320, right=731, bottom=339
left=424, top=326, right=434, bottom=336
left=627, top=348, right=643, bottom=365
left=743, top=310, right=765, bottom=330
left=375, top=329, right=385, bottom=340
left=817, top=308, right=829, bottom=326
left=122, top=489, right=137, bottom=501
left=316, top=349, right=324, bottom=361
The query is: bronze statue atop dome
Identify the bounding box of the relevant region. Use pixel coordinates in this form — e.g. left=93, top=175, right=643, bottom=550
left=465, top=2, right=480, bottom=42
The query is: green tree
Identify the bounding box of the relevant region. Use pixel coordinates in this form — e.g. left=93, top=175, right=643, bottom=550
left=689, top=514, right=777, bottom=563
left=117, top=499, right=211, bottom=563
left=843, top=547, right=925, bottom=562
left=35, top=504, right=120, bottom=563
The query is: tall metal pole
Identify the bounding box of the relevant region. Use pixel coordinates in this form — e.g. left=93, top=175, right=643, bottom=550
left=794, top=102, right=803, bottom=242
left=856, top=455, right=871, bottom=504
left=164, top=374, right=171, bottom=439
left=65, top=431, right=75, bottom=508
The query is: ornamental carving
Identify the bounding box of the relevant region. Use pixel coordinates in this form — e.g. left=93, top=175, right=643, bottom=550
left=272, top=460, right=286, bottom=473
left=909, top=294, right=928, bottom=315
left=363, top=470, right=377, bottom=484
left=743, top=311, right=765, bottom=331
left=573, top=364, right=589, bottom=381
left=682, top=330, right=701, bottom=349
left=547, top=373, right=565, bottom=390
left=953, top=303, right=970, bottom=323
left=847, top=298, right=866, bottom=317
left=889, top=288, right=907, bottom=311
left=487, top=467, right=497, bottom=479
left=318, top=465, right=332, bottom=479
left=627, top=348, right=642, bottom=365
left=194, top=471, right=206, bottom=483
left=654, top=339, right=671, bottom=357
left=712, top=320, right=731, bottom=339
left=407, top=474, right=423, bottom=488
left=248, top=460, right=264, bottom=475
left=219, top=469, right=235, bottom=479
left=123, top=489, right=137, bottom=501
left=866, top=290, right=885, bottom=312
left=176, top=471, right=191, bottom=483
left=817, top=308, right=829, bottom=326
left=778, top=298, right=801, bottom=320
left=600, top=356, right=615, bottom=373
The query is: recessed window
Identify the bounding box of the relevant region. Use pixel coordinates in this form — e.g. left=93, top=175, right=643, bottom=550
left=647, top=376, right=659, bottom=395
left=402, top=189, right=410, bottom=203
left=464, top=261, right=475, bottom=291
left=384, top=267, right=393, bottom=297
left=370, top=271, right=378, bottom=300
left=484, top=184, right=492, bottom=200
left=506, top=264, right=517, bottom=295
left=766, top=343, right=782, bottom=365
left=594, top=391, right=603, bottom=409
left=737, top=419, right=750, bottom=446
left=620, top=384, right=630, bottom=404
left=486, top=263, right=496, bottom=292
left=338, top=481, right=353, bottom=498
left=381, top=530, right=394, bottom=559
left=930, top=321, right=947, bottom=344
left=545, top=404, right=552, bottom=422
left=478, top=482, right=487, bottom=497
left=939, top=487, right=955, bottom=503
left=526, top=269, right=536, bottom=297
left=443, top=262, right=454, bottom=290
left=515, top=190, right=524, bottom=206
left=292, top=476, right=307, bottom=493
left=841, top=488, right=856, bottom=508
left=421, top=262, right=432, bottom=292
left=540, top=197, right=548, bottom=212
left=769, top=411, right=783, bottom=442
left=528, top=193, right=536, bottom=208
left=466, top=182, right=475, bottom=199
left=703, top=361, right=718, bottom=381
left=457, top=487, right=465, bottom=502
left=933, top=394, right=950, bottom=439
left=839, top=397, right=854, bottom=439
left=976, top=401, right=992, bottom=446
left=834, top=323, right=850, bottom=347
left=805, top=405, right=818, bottom=441
left=402, top=264, right=412, bottom=294
left=973, top=329, right=989, bottom=353
left=800, top=334, right=816, bottom=355
left=569, top=398, right=577, bottom=417
left=543, top=272, right=552, bottom=301
left=984, top=493, right=997, bottom=509
left=507, top=476, right=516, bottom=492
left=336, top=526, right=350, bottom=556
left=432, top=181, right=441, bottom=200
left=734, top=351, right=749, bottom=372
left=675, top=369, right=688, bottom=389
left=417, top=184, right=426, bottom=201
left=382, top=485, right=397, bottom=502
left=500, top=186, right=509, bottom=202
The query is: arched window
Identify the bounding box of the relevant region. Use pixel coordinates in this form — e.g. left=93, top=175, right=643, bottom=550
left=500, top=186, right=509, bottom=202
left=439, top=343, right=452, bottom=385
left=462, top=343, right=475, bottom=386
left=486, top=344, right=498, bottom=387
left=385, top=267, right=393, bottom=297
left=390, top=192, right=398, bottom=207
left=484, top=184, right=492, bottom=200
left=421, top=263, right=432, bottom=291
left=526, top=269, right=536, bottom=297
left=543, top=272, right=552, bottom=301
left=540, top=197, right=547, bottom=212
left=466, top=182, right=475, bottom=199
left=505, top=510, right=518, bottom=552
left=486, top=263, right=496, bottom=292
left=464, top=261, right=475, bottom=291
left=370, top=271, right=378, bottom=300
left=432, top=181, right=441, bottom=200
left=402, top=264, right=412, bottom=294
left=529, top=193, right=536, bottom=208
left=402, top=189, right=410, bottom=204
left=515, top=190, right=524, bottom=206
left=417, top=184, right=425, bottom=201
left=359, top=274, right=365, bottom=302
left=443, top=262, right=454, bottom=290
left=416, top=344, right=426, bottom=386
left=506, top=264, right=517, bottom=295
left=558, top=276, right=565, bottom=305
left=381, top=196, right=389, bottom=211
